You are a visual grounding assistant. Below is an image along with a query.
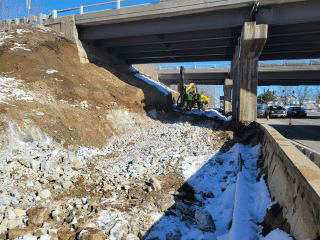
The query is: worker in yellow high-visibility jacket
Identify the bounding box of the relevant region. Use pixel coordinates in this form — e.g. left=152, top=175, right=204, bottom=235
left=186, top=83, right=197, bottom=110
left=199, top=93, right=209, bottom=110
left=200, top=94, right=209, bottom=104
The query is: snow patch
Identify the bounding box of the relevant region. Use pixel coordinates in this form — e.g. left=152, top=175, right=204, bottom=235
left=10, top=43, right=31, bottom=52
left=129, top=66, right=172, bottom=96
left=0, top=76, right=34, bottom=101
left=261, top=229, right=293, bottom=240
left=16, top=29, right=32, bottom=35
left=0, top=33, right=13, bottom=46
left=188, top=109, right=232, bottom=122
left=36, top=25, right=52, bottom=32
left=46, top=69, right=58, bottom=74
left=145, top=144, right=286, bottom=239
left=135, top=73, right=171, bottom=96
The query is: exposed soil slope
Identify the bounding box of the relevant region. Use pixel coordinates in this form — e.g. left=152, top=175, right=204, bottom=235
left=0, top=25, right=144, bottom=148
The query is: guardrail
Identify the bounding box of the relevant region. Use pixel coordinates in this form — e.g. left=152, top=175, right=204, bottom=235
left=0, top=0, right=158, bottom=24
left=51, top=0, right=130, bottom=19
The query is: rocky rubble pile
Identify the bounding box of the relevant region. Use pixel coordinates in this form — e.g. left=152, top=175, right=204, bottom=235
left=0, top=109, right=230, bottom=239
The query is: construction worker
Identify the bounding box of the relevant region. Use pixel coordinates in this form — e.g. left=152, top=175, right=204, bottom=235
left=196, top=93, right=209, bottom=110
left=186, top=83, right=197, bottom=110
left=200, top=93, right=209, bottom=110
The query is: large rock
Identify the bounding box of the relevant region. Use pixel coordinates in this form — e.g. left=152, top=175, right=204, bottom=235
left=39, top=189, right=51, bottom=199
left=148, top=177, right=161, bottom=191
left=7, top=228, right=32, bottom=239
left=127, top=233, right=140, bottom=240
left=15, top=209, right=27, bottom=218
left=27, top=207, right=50, bottom=226
left=6, top=208, right=16, bottom=220
left=175, top=200, right=195, bottom=216
left=71, top=157, right=82, bottom=170
left=156, top=196, right=175, bottom=212
left=39, top=234, right=51, bottom=240
left=194, top=209, right=216, bottom=232
left=77, top=228, right=106, bottom=240
left=109, top=221, right=129, bottom=240
left=165, top=230, right=182, bottom=240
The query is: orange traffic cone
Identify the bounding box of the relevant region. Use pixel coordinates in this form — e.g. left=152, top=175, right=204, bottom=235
left=266, top=114, right=269, bottom=121
left=288, top=118, right=293, bottom=129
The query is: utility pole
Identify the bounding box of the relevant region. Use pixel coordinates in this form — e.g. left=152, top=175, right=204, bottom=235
left=26, top=0, right=31, bottom=17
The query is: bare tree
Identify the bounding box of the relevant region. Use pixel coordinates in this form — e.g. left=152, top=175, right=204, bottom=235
left=296, top=86, right=309, bottom=106
left=280, top=86, right=294, bottom=105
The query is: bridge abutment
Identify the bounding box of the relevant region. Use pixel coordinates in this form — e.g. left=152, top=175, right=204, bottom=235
left=232, top=22, right=268, bottom=122
left=44, top=16, right=89, bottom=64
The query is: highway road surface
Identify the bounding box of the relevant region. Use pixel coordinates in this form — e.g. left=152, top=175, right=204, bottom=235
left=257, top=111, right=320, bottom=152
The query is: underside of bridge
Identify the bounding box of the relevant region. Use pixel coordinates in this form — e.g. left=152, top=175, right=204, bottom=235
left=158, top=67, right=320, bottom=86
left=78, top=21, right=320, bottom=64
left=77, top=0, right=320, bottom=64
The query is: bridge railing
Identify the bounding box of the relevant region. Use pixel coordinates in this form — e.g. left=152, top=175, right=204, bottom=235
left=0, top=0, right=159, bottom=24
left=51, top=0, right=131, bottom=19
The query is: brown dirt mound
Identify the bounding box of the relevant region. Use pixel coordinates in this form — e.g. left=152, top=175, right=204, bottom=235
left=0, top=25, right=145, bottom=148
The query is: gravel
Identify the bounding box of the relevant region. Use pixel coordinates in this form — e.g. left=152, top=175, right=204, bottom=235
left=0, top=109, right=229, bottom=239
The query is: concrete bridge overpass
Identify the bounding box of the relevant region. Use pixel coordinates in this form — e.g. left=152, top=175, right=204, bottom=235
left=158, top=64, right=320, bottom=86
left=44, top=0, right=320, bottom=122
left=46, top=0, right=320, bottom=64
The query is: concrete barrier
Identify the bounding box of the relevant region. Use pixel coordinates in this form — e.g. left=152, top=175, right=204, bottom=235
left=289, top=140, right=320, bottom=168
left=260, top=123, right=320, bottom=240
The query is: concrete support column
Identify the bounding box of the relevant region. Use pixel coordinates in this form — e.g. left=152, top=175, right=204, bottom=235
left=224, top=78, right=233, bottom=114
left=232, top=22, right=268, bottom=122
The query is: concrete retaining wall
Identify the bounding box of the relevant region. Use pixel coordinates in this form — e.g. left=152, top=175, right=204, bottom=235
left=290, top=140, right=320, bottom=168
left=260, top=123, right=320, bottom=240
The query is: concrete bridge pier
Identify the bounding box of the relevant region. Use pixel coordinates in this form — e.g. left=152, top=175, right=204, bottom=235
left=232, top=22, right=268, bottom=122
left=224, top=78, right=233, bottom=114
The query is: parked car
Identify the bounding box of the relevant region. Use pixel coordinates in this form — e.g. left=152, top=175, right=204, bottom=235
left=287, top=106, right=307, bottom=118
left=257, top=105, right=267, bottom=117
left=265, top=105, right=287, bottom=118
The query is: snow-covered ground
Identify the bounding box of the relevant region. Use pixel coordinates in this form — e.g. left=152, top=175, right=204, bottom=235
left=144, top=143, right=292, bottom=240
left=129, top=66, right=172, bottom=97
left=0, top=76, right=34, bottom=102
left=187, top=109, right=233, bottom=122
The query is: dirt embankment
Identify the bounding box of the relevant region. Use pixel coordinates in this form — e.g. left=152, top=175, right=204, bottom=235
left=0, top=25, right=145, bottom=148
